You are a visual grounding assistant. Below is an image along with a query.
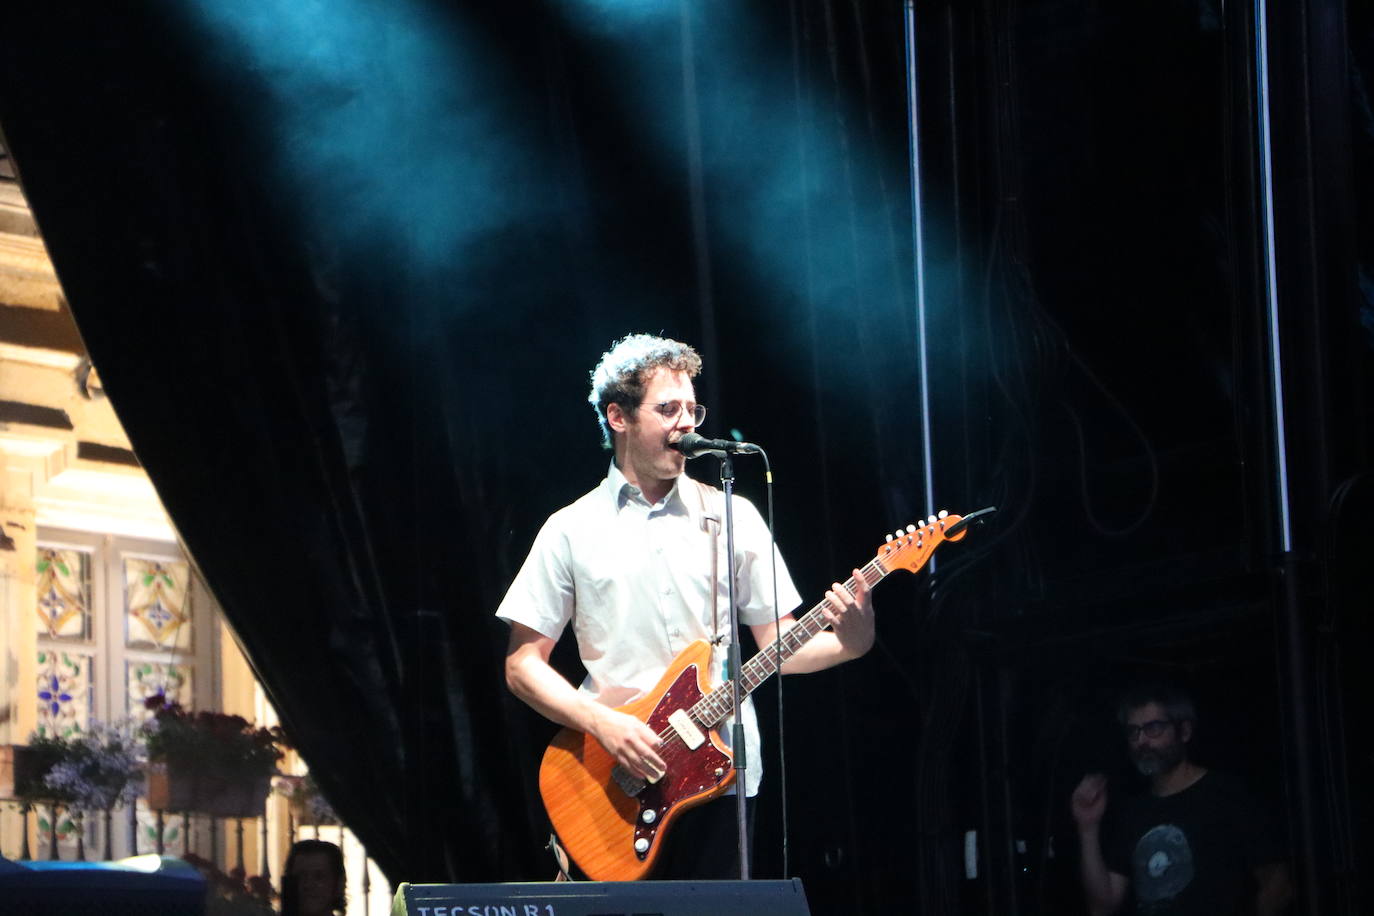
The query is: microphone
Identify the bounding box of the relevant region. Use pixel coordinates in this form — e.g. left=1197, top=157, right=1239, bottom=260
left=670, top=432, right=762, bottom=458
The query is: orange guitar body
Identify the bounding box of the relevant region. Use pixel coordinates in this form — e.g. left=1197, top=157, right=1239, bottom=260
left=538, top=639, right=734, bottom=881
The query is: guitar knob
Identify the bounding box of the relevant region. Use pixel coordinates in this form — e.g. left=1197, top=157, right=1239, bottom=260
left=927, top=515, right=936, bottom=524
left=885, top=533, right=893, bottom=542
left=635, top=838, right=650, bottom=854
left=642, top=809, right=656, bottom=824
left=906, top=524, right=916, bottom=534
left=938, top=509, right=948, bottom=519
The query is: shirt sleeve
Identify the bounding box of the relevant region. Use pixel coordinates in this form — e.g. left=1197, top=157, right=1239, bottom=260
left=495, top=513, right=576, bottom=641
left=731, top=494, right=803, bottom=626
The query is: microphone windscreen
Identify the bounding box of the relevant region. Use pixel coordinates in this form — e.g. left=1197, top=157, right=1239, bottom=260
left=671, top=432, right=708, bottom=455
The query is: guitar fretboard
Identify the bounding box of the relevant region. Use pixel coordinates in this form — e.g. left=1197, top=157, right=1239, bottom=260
left=689, top=557, right=890, bottom=730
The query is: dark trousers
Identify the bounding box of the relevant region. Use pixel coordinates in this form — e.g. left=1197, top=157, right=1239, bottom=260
left=650, top=795, right=756, bottom=880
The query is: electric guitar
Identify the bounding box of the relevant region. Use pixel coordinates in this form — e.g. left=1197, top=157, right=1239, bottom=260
left=538, top=507, right=994, bottom=881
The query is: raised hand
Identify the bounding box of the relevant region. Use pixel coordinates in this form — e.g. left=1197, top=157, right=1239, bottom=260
left=1071, top=773, right=1109, bottom=831
left=821, top=569, right=876, bottom=659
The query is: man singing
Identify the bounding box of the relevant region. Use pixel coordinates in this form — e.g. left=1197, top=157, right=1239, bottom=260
left=497, top=333, right=875, bottom=879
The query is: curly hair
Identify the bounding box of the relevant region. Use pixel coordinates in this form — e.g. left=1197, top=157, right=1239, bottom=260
left=587, top=333, right=702, bottom=449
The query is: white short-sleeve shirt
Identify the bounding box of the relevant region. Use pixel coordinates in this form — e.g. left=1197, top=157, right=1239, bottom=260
left=496, top=463, right=802, bottom=796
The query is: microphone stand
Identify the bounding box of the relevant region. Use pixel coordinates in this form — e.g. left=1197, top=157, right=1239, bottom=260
left=716, top=450, right=750, bottom=879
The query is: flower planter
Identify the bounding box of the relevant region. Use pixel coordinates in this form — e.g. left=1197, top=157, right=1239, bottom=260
left=142, top=697, right=284, bottom=821
left=0, top=744, right=55, bottom=801
left=147, top=760, right=271, bottom=818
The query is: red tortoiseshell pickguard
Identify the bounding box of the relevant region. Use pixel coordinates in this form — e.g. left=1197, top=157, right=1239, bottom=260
left=630, top=664, right=734, bottom=858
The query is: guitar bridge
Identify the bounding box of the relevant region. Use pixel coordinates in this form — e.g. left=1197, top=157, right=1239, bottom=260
left=611, top=765, right=646, bottom=797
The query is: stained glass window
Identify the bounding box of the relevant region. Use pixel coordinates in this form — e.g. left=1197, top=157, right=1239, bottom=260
left=35, top=650, right=94, bottom=738
left=126, top=660, right=192, bottom=722
left=35, top=547, right=92, bottom=640
left=124, top=557, right=192, bottom=650
left=35, top=810, right=84, bottom=854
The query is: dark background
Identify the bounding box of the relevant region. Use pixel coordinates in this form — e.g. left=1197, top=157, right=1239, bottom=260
left=1, top=0, right=1370, bottom=912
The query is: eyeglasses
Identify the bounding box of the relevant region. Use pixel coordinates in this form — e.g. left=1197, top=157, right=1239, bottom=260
left=1123, top=719, right=1173, bottom=741
left=638, top=400, right=707, bottom=426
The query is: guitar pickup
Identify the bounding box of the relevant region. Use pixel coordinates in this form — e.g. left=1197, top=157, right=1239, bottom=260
left=668, top=710, right=706, bottom=750
left=611, top=765, right=646, bottom=797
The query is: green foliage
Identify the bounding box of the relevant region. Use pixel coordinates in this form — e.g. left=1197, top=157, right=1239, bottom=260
left=14, top=735, right=73, bottom=804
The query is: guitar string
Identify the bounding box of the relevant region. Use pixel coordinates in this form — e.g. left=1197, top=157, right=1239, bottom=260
left=644, top=562, right=890, bottom=757
left=686, top=530, right=936, bottom=729
left=689, top=556, right=890, bottom=728
left=640, top=528, right=942, bottom=768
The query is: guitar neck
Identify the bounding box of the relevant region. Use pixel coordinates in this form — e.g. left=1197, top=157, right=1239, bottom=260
left=690, top=556, right=891, bottom=730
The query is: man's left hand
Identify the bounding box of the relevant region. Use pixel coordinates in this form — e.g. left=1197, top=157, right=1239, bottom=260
left=821, top=569, right=876, bottom=659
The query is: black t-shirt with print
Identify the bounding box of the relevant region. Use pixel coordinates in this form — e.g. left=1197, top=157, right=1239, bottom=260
left=1103, top=771, right=1285, bottom=916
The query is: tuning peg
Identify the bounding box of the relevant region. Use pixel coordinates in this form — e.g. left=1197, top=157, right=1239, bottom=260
left=906, top=524, right=916, bottom=533
left=938, top=509, right=948, bottom=519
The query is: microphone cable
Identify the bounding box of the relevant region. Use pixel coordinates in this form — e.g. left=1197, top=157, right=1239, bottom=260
left=758, top=447, right=791, bottom=878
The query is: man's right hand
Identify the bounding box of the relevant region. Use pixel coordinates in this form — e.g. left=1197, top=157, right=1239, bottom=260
left=1071, top=773, right=1109, bottom=831
left=589, top=705, right=666, bottom=784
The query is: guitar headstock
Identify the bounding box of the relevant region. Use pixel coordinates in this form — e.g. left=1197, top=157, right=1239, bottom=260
left=876, top=510, right=966, bottom=573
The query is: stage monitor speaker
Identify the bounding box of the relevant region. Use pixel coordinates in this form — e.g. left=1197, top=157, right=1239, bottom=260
left=0, top=866, right=206, bottom=915
left=392, top=878, right=811, bottom=916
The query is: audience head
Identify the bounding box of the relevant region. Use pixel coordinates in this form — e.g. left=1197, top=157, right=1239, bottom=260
left=282, top=839, right=346, bottom=916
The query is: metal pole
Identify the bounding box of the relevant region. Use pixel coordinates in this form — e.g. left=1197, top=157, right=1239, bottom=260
left=1252, top=0, right=1321, bottom=911
left=719, top=453, right=749, bottom=879
left=362, top=851, right=372, bottom=911
left=260, top=811, right=270, bottom=880
left=904, top=0, right=937, bottom=530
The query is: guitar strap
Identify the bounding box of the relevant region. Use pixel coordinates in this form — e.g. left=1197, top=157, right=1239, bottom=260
left=547, top=832, right=573, bottom=882
left=694, top=480, right=724, bottom=650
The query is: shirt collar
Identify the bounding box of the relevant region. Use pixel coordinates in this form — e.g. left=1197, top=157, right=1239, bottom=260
left=604, top=461, right=691, bottom=515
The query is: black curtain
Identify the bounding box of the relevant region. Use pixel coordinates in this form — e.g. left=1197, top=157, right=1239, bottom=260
left=1, top=0, right=1369, bottom=911
left=0, top=0, right=932, bottom=897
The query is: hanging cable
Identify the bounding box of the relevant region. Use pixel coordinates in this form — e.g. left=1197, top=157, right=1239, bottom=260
left=758, top=450, right=790, bottom=878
